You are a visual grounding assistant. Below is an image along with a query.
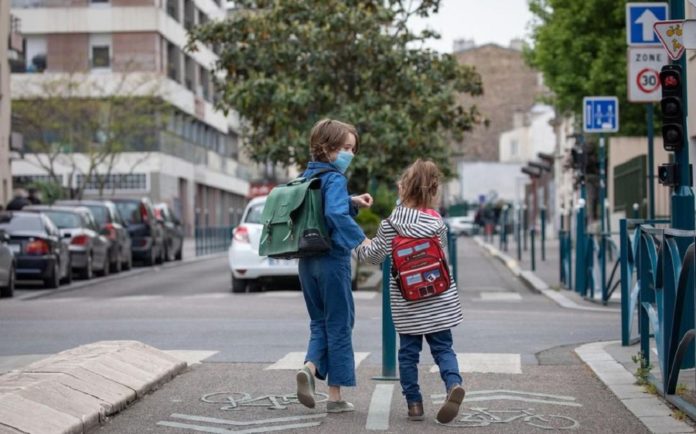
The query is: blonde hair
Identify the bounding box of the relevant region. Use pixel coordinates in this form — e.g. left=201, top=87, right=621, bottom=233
left=309, top=118, right=359, bottom=162
left=399, top=159, right=441, bottom=209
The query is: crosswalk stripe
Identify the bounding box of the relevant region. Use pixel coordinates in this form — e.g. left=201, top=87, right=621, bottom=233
left=164, top=351, right=219, bottom=365
left=366, top=384, right=394, bottom=431
left=430, top=353, right=522, bottom=374
left=264, top=352, right=371, bottom=370
left=477, top=292, right=522, bottom=301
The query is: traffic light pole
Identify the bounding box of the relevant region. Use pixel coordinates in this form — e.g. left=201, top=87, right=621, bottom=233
left=647, top=103, right=656, bottom=220
left=669, top=0, right=695, bottom=369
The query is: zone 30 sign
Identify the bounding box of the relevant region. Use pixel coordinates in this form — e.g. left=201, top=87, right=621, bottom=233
left=628, top=47, right=668, bottom=102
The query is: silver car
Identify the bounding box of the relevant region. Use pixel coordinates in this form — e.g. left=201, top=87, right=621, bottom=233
left=0, top=229, right=15, bottom=297
left=24, top=206, right=110, bottom=280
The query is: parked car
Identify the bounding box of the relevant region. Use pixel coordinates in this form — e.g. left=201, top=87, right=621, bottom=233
left=154, top=203, right=184, bottom=261
left=227, top=196, right=358, bottom=293
left=56, top=200, right=132, bottom=272
left=111, top=198, right=165, bottom=266
left=0, top=229, right=16, bottom=297
left=24, top=205, right=111, bottom=279
left=447, top=214, right=478, bottom=236
left=0, top=211, right=71, bottom=288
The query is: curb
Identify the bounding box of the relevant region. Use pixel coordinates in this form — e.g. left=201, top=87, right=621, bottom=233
left=0, top=341, right=187, bottom=434
left=474, top=237, right=619, bottom=313
left=575, top=341, right=693, bottom=433
left=18, top=252, right=227, bottom=301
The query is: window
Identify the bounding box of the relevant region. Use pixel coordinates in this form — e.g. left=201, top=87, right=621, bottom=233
left=166, top=0, right=180, bottom=21
left=91, top=46, right=110, bottom=68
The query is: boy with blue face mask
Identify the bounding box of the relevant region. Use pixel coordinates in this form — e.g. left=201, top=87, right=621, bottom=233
left=295, top=119, right=373, bottom=413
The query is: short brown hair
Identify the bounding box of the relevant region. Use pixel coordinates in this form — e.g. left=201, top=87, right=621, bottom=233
left=399, top=159, right=441, bottom=209
left=309, top=119, right=359, bottom=162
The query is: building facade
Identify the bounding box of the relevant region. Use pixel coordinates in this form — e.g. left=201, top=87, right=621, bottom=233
left=10, top=0, right=260, bottom=234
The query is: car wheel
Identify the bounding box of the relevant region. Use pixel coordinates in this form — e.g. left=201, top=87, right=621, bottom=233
left=81, top=254, right=94, bottom=280
left=124, top=253, right=133, bottom=271
left=231, top=274, right=247, bottom=293
left=61, top=260, right=73, bottom=285
left=98, top=256, right=110, bottom=277
left=44, top=260, right=60, bottom=289
left=175, top=245, right=183, bottom=261
left=144, top=248, right=156, bottom=266
left=0, top=264, right=15, bottom=298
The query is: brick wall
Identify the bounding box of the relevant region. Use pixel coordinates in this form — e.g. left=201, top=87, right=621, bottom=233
left=46, top=33, right=89, bottom=72
left=454, top=44, right=546, bottom=162
left=113, top=32, right=160, bottom=73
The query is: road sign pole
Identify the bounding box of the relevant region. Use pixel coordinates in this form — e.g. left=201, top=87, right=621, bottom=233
left=669, top=0, right=695, bottom=370
left=647, top=103, right=656, bottom=219
left=599, top=135, right=607, bottom=301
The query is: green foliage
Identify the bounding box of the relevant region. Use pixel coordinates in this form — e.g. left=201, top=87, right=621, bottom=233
left=188, top=0, right=483, bottom=189
left=525, top=0, right=658, bottom=135
left=28, top=180, right=64, bottom=205
left=356, top=208, right=381, bottom=238
left=632, top=352, right=653, bottom=386
left=371, top=183, right=399, bottom=219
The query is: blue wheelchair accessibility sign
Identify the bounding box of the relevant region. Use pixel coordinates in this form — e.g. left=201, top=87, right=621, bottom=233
left=626, top=3, right=668, bottom=46
left=583, top=97, right=619, bottom=133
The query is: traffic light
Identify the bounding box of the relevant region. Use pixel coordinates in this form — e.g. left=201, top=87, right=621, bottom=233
left=658, top=163, right=679, bottom=187
left=660, top=64, right=685, bottom=152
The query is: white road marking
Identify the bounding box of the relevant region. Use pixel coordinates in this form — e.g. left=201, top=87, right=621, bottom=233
left=164, top=351, right=219, bottom=365
left=264, top=352, right=370, bottom=370
left=115, top=295, right=165, bottom=302
left=182, top=293, right=230, bottom=299
left=478, top=292, right=522, bottom=301
left=257, top=292, right=302, bottom=298
left=353, top=292, right=378, bottom=300
left=170, top=413, right=327, bottom=426
left=157, top=421, right=322, bottom=433
left=431, top=389, right=582, bottom=407
left=430, top=353, right=522, bottom=374
left=366, top=384, right=394, bottom=431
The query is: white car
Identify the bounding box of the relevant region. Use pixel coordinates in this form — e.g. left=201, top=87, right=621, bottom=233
left=228, top=196, right=358, bottom=293
left=447, top=214, right=477, bottom=236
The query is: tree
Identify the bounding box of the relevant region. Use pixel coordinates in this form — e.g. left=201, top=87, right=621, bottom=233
left=13, top=71, right=170, bottom=199
left=525, top=0, right=651, bottom=135
left=188, top=0, right=483, bottom=189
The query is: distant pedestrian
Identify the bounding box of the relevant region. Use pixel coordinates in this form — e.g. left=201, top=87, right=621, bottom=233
left=6, top=189, right=30, bottom=211
left=27, top=187, right=42, bottom=205
left=356, top=159, right=465, bottom=424
left=295, top=119, right=373, bottom=414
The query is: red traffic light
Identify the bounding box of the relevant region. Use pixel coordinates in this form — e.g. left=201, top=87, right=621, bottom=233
left=663, top=74, right=679, bottom=88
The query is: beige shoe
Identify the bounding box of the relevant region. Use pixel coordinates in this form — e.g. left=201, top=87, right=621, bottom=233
left=295, top=366, right=316, bottom=409
left=326, top=400, right=355, bottom=413
left=436, top=385, right=465, bottom=424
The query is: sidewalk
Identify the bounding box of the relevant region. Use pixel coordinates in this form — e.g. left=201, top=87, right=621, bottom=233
left=475, top=234, right=620, bottom=313
left=474, top=234, right=694, bottom=433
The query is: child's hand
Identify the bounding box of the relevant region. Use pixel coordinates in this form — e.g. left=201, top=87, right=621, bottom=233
left=352, top=193, right=374, bottom=209
left=360, top=238, right=372, bottom=247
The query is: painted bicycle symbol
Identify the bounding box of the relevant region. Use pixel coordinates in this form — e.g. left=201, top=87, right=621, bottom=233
left=447, top=407, right=579, bottom=430
left=201, top=392, right=329, bottom=411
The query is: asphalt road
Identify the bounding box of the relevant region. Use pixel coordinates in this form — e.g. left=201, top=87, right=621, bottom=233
left=0, top=238, right=651, bottom=433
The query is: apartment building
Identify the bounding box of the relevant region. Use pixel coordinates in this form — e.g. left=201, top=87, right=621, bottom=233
left=1, top=5, right=24, bottom=205
left=10, top=0, right=259, bottom=233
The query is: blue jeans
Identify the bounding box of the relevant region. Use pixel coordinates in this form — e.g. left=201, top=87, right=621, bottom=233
left=398, top=329, right=462, bottom=403
left=299, top=253, right=355, bottom=387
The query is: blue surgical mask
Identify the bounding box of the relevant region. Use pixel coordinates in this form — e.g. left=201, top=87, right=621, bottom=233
left=332, top=151, right=354, bottom=173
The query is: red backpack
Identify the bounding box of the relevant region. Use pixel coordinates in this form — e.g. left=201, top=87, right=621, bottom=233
left=388, top=209, right=451, bottom=302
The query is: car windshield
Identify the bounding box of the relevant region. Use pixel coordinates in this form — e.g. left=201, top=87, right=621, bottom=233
left=244, top=203, right=265, bottom=224
left=116, top=202, right=143, bottom=224
left=43, top=211, right=83, bottom=229
left=85, top=205, right=108, bottom=225
left=0, top=214, right=43, bottom=232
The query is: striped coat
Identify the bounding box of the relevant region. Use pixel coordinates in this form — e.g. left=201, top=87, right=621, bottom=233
left=356, top=206, right=463, bottom=335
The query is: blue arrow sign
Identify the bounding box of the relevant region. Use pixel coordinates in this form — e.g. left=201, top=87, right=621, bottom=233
left=626, top=3, right=668, bottom=46
left=583, top=97, right=619, bottom=133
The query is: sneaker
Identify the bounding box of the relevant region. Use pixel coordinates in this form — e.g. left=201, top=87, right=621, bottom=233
left=436, top=385, right=465, bottom=424
left=326, top=400, right=355, bottom=413
left=296, top=366, right=316, bottom=408
left=407, top=401, right=425, bottom=421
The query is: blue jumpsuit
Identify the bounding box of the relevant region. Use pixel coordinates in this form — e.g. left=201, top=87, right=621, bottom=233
left=299, top=161, right=366, bottom=387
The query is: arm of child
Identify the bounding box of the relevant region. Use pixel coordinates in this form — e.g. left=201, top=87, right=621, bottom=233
left=438, top=220, right=448, bottom=251
left=355, top=221, right=391, bottom=265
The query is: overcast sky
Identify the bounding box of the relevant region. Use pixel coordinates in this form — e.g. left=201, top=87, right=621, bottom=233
left=408, top=0, right=535, bottom=53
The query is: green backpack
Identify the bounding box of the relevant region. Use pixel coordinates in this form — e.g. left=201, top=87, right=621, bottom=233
left=258, top=169, right=336, bottom=259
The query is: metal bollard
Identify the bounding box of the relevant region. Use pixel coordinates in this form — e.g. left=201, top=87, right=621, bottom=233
left=540, top=207, right=546, bottom=261
left=530, top=227, right=536, bottom=272
left=517, top=207, right=522, bottom=261
left=373, top=259, right=398, bottom=381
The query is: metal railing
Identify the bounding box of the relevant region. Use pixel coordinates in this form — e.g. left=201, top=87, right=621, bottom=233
left=194, top=226, right=233, bottom=256
left=620, top=218, right=696, bottom=418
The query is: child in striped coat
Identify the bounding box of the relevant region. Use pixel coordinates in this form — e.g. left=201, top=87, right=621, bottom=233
left=356, top=159, right=465, bottom=424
